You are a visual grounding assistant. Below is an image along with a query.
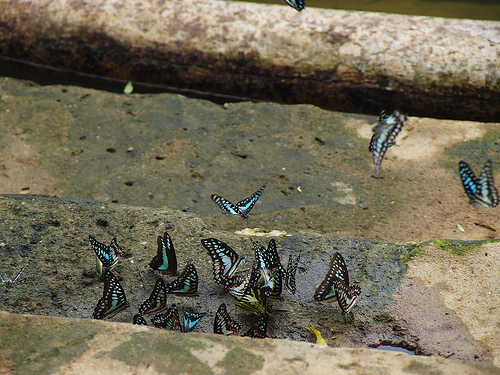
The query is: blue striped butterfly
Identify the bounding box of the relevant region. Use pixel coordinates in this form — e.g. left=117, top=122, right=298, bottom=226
left=149, top=232, right=178, bottom=275
left=183, top=311, right=206, bottom=333
left=236, top=288, right=268, bottom=315
left=0, top=254, right=36, bottom=289
left=201, top=238, right=245, bottom=286
left=284, top=254, right=300, bottom=294
left=165, top=263, right=198, bottom=296
left=314, top=252, right=360, bottom=322
left=369, top=110, right=407, bottom=177
left=211, top=185, right=265, bottom=219
left=93, top=270, right=129, bottom=319
left=251, top=238, right=285, bottom=274
left=151, top=305, right=182, bottom=331
left=138, top=278, right=167, bottom=315
left=133, top=314, right=148, bottom=326
left=214, top=303, right=242, bottom=335
left=459, top=160, right=499, bottom=208
left=242, top=316, right=268, bottom=339
left=89, top=235, right=123, bottom=270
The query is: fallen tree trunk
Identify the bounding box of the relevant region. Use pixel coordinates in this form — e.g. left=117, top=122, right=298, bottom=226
left=0, top=0, right=499, bottom=121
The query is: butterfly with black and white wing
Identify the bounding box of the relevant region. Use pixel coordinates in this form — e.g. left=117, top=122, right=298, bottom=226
left=211, top=185, right=265, bottom=219
left=369, top=110, right=407, bottom=177
left=314, top=252, right=361, bottom=322
left=89, top=235, right=123, bottom=271
left=226, top=263, right=261, bottom=299
left=165, top=263, right=198, bottom=296
left=242, top=316, right=268, bottom=339
left=0, top=254, right=36, bottom=289
left=93, top=270, right=129, bottom=320
left=149, top=231, right=178, bottom=275
left=138, top=278, right=167, bottom=315
left=459, top=160, right=498, bottom=208
left=201, top=238, right=245, bottom=286
left=284, top=254, right=300, bottom=294
left=214, top=303, right=242, bottom=335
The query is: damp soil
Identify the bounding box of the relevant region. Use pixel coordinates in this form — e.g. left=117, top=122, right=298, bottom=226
left=0, top=77, right=499, bottom=366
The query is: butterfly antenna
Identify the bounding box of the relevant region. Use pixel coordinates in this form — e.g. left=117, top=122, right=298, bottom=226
left=11, top=253, right=37, bottom=285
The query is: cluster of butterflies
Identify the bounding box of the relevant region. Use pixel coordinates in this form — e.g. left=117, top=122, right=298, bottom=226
left=370, top=110, right=498, bottom=208
left=90, top=228, right=361, bottom=339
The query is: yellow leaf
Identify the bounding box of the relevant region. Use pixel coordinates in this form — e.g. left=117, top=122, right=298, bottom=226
left=123, top=81, right=134, bottom=94
left=305, top=327, right=327, bottom=346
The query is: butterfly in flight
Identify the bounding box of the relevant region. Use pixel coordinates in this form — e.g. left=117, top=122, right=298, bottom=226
left=236, top=288, right=269, bottom=316
left=0, top=254, right=36, bottom=289
left=314, top=252, right=360, bottom=322
left=369, top=110, right=407, bottom=177
left=133, top=314, right=148, bottom=326
left=93, top=270, right=129, bottom=320
left=214, top=303, right=242, bottom=335
left=165, top=263, right=198, bottom=296
left=282, top=0, right=305, bottom=11
left=211, top=185, right=265, bottom=219
left=149, top=231, right=178, bottom=275
left=459, top=160, right=498, bottom=208
left=138, top=278, right=167, bottom=315
left=151, top=305, right=182, bottom=331
left=183, top=311, right=206, bottom=333
left=242, top=316, right=268, bottom=339
left=201, top=238, right=245, bottom=286
left=89, top=235, right=124, bottom=271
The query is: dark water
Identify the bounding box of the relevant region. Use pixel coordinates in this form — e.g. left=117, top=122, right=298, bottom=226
left=237, top=0, right=500, bottom=20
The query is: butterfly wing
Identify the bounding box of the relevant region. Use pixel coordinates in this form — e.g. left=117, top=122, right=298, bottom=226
left=459, top=161, right=479, bottom=202
left=133, top=314, right=148, bottom=326
left=285, top=254, right=300, bottom=294
left=211, top=194, right=241, bottom=215
left=93, top=270, right=128, bottom=319
left=151, top=305, right=182, bottom=331
left=369, top=110, right=406, bottom=176
left=139, top=278, right=167, bottom=315
left=149, top=232, right=178, bottom=275
left=108, top=238, right=123, bottom=269
left=214, top=303, right=242, bottom=335
left=331, top=252, right=361, bottom=317
left=242, top=316, right=268, bottom=339
left=165, top=263, right=198, bottom=296
left=313, top=254, right=342, bottom=302
left=201, top=238, right=244, bottom=284
left=183, top=311, right=206, bottom=333
left=282, top=0, right=305, bottom=11
left=476, top=160, right=499, bottom=207
left=236, top=288, right=268, bottom=315
left=235, top=185, right=265, bottom=218
left=89, top=236, right=111, bottom=268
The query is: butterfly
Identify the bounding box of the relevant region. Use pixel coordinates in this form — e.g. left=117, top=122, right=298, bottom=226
left=149, top=231, right=178, bottom=275
left=151, top=305, right=182, bottom=331
left=201, top=238, right=245, bottom=286
left=214, top=303, right=242, bottom=335
left=236, top=288, right=268, bottom=315
left=165, top=263, right=198, bottom=296
left=369, top=110, right=407, bottom=177
left=183, top=311, right=206, bottom=333
left=133, top=314, right=148, bottom=326
left=0, top=254, right=36, bottom=289
left=242, top=316, right=268, bottom=339
left=89, top=235, right=123, bottom=270
left=138, top=278, right=167, bottom=315
left=282, top=0, right=305, bottom=11
left=459, top=160, right=498, bottom=208
left=226, top=263, right=261, bottom=299
left=93, top=270, right=129, bottom=320
left=251, top=239, right=284, bottom=274
left=284, top=254, right=300, bottom=294
left=211, top=185, right=265, bottom=219
left=314, top=252, right=361, bottom=322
